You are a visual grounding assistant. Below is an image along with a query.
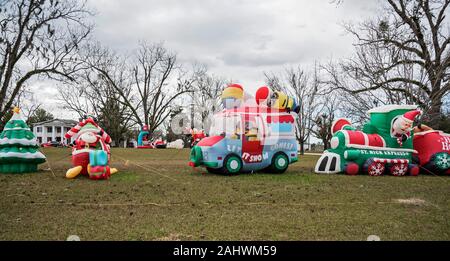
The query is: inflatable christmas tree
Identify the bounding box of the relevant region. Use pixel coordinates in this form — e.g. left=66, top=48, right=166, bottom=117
left=0, top=107, right=46, bottom=173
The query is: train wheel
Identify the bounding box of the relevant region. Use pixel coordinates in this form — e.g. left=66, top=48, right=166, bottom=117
left=345, top=162, right=359, bottom=175
left=390, top=163, right=408, bottom=176
left=365, top=160, right=385, bottom=176
left=433, top=152, right=450, bottom=171
left=408, top=164, right=420, bottom=176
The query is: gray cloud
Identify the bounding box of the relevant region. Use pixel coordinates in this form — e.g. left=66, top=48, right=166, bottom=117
left=34, top=0, right=382, bottom=117
left=87, top=0, right=380, bottom=70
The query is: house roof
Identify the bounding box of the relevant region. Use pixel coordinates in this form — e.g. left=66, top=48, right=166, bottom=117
left=32, top=119, right=78, bottom=127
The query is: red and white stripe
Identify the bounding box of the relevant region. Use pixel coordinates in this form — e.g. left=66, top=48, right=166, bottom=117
left=65, top=118, right=112, bottom=144
left=341, top=130, right=386, bottom=148
left=372, top=158, right=409, bottom=164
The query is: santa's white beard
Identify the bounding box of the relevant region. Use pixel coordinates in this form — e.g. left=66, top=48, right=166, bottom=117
left=392, top=119, right=411, bottom=136
left=79, top=132, right=98, bottom=143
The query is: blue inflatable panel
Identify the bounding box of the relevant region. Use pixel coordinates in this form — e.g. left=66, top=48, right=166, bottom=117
left=270, top=123, right=292, bottom=133
left=89, top=150, right=108, bottom=166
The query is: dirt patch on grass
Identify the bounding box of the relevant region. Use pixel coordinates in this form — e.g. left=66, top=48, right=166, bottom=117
left=395, top=198, right=427, bottom=206
left=155, top=233, right=193, bottom=241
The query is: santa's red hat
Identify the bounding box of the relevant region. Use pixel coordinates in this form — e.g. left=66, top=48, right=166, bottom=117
left=402, top=109, right=421, bottom=123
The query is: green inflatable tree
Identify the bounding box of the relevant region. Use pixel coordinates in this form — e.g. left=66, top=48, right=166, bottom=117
left=0, top=107, right=46, bottom=173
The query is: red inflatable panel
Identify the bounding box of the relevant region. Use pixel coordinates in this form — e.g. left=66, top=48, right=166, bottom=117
left=266, top=115, right=294, bottom=124
left=413, top=131, right=450, bottom=166
left=197, top=136, right=224, bottom=146
left=343, top=130, right=385, bottom=148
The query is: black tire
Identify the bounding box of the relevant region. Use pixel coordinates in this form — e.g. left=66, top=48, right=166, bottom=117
left=268, top=152, right=289, bottom=174
left=206, top=167, right=222, bottom=174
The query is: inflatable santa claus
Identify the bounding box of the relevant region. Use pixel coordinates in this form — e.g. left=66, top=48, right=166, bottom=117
left=65, top=117, right=118, bottom=180
left=391, top=109, right=421, bottom=146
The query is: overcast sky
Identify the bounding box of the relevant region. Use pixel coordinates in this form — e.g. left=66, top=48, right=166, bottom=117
left=37, top=0, right=381, bottom=119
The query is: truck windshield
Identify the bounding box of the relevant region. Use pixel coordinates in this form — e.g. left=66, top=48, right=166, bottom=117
left=209, top=115, right=241, bottom=138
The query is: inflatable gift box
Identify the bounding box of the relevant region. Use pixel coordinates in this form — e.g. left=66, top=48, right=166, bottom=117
left=89, top=150, right=108, bottom=166
left=88, top=165, right=111, bottom=179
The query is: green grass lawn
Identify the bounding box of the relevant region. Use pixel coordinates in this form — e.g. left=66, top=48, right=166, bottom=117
left=0, top=148, right=449, bottom=240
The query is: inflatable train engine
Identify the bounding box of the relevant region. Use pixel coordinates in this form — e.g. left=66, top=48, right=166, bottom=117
left=315, top=105, right=422, bottom=176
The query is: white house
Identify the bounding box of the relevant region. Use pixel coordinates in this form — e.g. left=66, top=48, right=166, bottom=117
left=32, top=119, right=78, bottom=145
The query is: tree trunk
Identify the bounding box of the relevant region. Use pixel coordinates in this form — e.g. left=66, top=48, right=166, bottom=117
left=323, top=139, right=329, bottom=150
left=299, top=140, right=305, bottom=155
left=426, top=101, right=443, bottom=129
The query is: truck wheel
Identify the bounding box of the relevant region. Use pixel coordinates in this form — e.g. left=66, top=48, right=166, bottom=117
left=269, top=152, right=289, bottom=174
left=223, top=155, right=242, bottom=175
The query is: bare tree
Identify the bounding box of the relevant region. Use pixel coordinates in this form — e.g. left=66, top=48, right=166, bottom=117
left=310, top=95, right=339, bottom=150
left=325, top=0, right=450, bottom=128
left=75, top=42, right=194, bottom=135
left=189, top=63, right=226, bottom=132
left=265, top=64, right=321, bottom=154
left=129, top=42, right=195, bottom=132
left=58, top=43, right=135, bottom=145
left=26, top=107, right=54, bottom=126
left=0, top=0, right=92, bottom=128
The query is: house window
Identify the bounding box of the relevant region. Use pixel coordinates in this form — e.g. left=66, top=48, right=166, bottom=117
left=36, top=127, right=42, bottom=133
left=56, top=137, right=61, bottom=142
left=47, top=127, right=53, bottom=133
left=65, top=127, right=71, bottom=132
left=37, top=137, right=42, bottom=144
left=47, top=137, right=52, bottom=142
left=56, top=127, right=61, bottom=133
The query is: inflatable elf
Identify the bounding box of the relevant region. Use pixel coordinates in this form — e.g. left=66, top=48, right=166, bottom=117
left=65, top=116, right=118, bottom=180
left=0, top=107, right=46, bottom=173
